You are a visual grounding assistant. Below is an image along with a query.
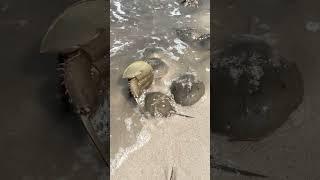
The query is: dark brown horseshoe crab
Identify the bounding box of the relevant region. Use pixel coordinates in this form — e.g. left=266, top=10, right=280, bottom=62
left=176, top=28, right=210, bottom=50
left=171, top=74, right=205, bottom=106
left=144, top=92, right=194, bottom=118
left=180, top=0, right=200, bottom=7
left=212, top=35, right=304, bottom=140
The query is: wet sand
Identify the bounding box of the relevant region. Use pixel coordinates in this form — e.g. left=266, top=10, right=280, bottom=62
left=111, top=97, right=210, bottom=180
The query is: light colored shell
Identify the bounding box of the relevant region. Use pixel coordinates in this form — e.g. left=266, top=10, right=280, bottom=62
left=122, top=61, right=153, bottom=79
left=122, top=60, right=154, bottom=98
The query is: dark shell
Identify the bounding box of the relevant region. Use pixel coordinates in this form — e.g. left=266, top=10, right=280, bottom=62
left=143, top=47, right=164, bottom=58
left=176, top=28, right=210, bottom=50
left=144, top=92, right=175, bottom=117
left=57, top=28, right=108, bottom=116
left=170, top=74, right=205, bottom=106
left=145, top=58, right=169, bottom=79
left=180, top=0, right=200, bottom=7
left=212, top=35, right=304, bottom=140
left=176, top=28, right=203, bottom=43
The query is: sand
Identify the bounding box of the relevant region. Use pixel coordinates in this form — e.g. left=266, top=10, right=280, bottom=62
left=111, top=92, right=210, bottom=180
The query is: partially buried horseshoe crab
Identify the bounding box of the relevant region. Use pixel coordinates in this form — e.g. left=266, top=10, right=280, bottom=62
left=40, top=0, right=109, bottom=165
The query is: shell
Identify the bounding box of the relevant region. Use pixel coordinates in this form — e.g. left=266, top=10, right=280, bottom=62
left=181, top=0, right=199, bottom=7
left=176, top=28, right=210, bottom=50
left=144, top=58, right=169, bottom=79
left=143, top=47, right=165, bottom=59
left=123, top=61, right=154, bottom=98
left=144, top=92, right=175, bottom=117
left=212, top=35, right=304, bottom=140
left=170, top=74, right=205, bottom=106
left=122, top=61, right=153, bottom=79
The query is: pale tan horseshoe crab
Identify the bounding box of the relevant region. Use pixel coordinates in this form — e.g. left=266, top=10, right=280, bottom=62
left=122, top=61, right=154, bottom=98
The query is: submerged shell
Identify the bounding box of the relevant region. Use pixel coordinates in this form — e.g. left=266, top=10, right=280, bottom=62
left=145, top=58, right=169, bottom=79
left=170, top=74, right=205, bottom=106
left=176, top=28, right=204, bottom=43
left=122, top=61, right=153, bottom=79
left=176, top=28, right=210, bottom=50
left=143, top=47, right=166, bottom=59
left=181, top=0, right=200, bottom=7
left=212, top=35, right=304, bottom=140
left=144, top=92, right=175, bottom=117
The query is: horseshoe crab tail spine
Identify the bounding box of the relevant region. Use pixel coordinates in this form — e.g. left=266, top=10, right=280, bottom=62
left=80, top=115, right=109, bottom=167
left=214, top=163, right=268, bottom=178
left=174, top=113, right=195, bottom=118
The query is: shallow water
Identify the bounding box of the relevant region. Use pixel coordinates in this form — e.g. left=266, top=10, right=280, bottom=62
left=109, top=0, right=210, bottom=175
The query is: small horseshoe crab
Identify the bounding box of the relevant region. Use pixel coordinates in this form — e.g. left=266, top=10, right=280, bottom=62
left=144, top=92, right=194, bottom=118
left=176, top=28, right=210, bottom=50
left=144, top=58, right=169, bottom=79
left=122, top=61, right=154, bottom=98
left=180, top=0, right=200, bottom=7
left=142, top=47, right=170, bottom=79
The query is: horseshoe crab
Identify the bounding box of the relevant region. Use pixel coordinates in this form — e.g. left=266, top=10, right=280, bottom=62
left=122, top=61, right=154, bottom=98
left=144, top=58, right=169, bottom=79
left=176, top=28, right=210, bottom=50
left=171, top=74, right=205, bottom=106
left=212, top=35, right=304, bottom=140
left=144, top=92, right=194, bottom=118
left=180, top=0, right=200, bottom=7
left=40, top=0, right=108, bottom=165
left=143, top=47, right=165, bottom=59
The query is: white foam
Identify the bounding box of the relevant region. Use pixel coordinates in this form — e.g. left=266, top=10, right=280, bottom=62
left=169, top=7, right=181, bottom=16
left=173, top=38, right=188, bottom=54
left=114, top=0, right=126, bottom=15
left=110, top=41, right=132, bottom=57
left=124, top=118, right=133, bottom=131
left=110, top=127, right=151, bottom=175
